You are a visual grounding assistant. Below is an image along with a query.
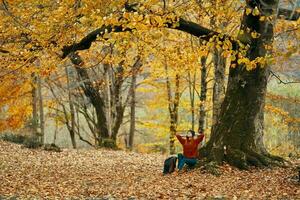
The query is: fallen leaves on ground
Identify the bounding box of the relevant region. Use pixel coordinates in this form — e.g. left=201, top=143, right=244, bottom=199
left=0, top=141, right=299, bottom=199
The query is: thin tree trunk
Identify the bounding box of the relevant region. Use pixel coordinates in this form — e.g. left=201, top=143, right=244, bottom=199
left=111, top=64, right=125, bottom=142
left=31, top=73, right=38, bottom=136
left=127, top=57, right=142, bottom=149
left=105, top=64, right=112, bottom=138
left=198, top=56, right=207, bottom=133
left=65, top=66, right=77, bottom=149
left=188, top=71, right=196, bottom=130
left=165, top=63, right=180, bottom=154
left=37, top=75, right=44, bottom=144
left=128, top=65, right=137, bottom=150
left=53, top=107, right=58, bottom=144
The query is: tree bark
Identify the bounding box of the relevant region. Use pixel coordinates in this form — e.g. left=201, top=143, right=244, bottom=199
left=203, top=0, right=284, bottom=169
left=188, top=71, right=196, bottom=130
left=37, top=75, right=44, bottom=144
left=65, top=66, right=77, bottom=149
left=104, top=64, right=112, bottom=138
left=128, top=69, right=137, bottom=150
left=31, top=73, right=38, bottom=136
left=212, top=48, right=226, bottom=129
left=165, top=64, right=180, bottom=154
left=128, top=58, right=141, bottom=150
left=198, top=56, right=207, bottom=133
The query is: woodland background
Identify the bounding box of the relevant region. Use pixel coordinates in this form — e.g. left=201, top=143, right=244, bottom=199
left=0, top=0, right=299, bottom=157
left=1, top=0, right=300, bottom=199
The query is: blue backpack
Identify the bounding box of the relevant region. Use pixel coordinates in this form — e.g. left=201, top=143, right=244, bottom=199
left=163, top=156, right=177, bottom=174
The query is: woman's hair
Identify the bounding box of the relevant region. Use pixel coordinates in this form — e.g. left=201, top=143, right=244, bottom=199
left=187, top=129, right=195, bottom=137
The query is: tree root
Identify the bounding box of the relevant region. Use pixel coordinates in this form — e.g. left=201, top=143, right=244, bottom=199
left=225, top=148, right=249, bottom=170
left=204, top=161, right=221, bottom=177
left=201, top=145, right=290, bottom=170
left=246, top=150, right=269, bottom=166
left=245, top=154, right=264, bottom=168
left=222, top=148, right=288, bottom=169
left=263, top=153, right=291, bottom=167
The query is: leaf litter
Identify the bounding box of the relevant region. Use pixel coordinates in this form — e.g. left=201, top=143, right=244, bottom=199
left=0, top=141, right=299, bottom=199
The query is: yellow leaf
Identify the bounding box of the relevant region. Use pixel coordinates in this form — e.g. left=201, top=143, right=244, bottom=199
left=246, top=8, right=252, bottom=15
left=252, top=7, right=260, bottom=16
left=259, top=16, right=266, bottom=21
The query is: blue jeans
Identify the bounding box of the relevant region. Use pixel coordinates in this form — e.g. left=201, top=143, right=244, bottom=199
left=177, top=153, right=197, bottom=170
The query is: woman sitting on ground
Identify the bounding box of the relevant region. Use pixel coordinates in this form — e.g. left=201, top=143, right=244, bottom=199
left=176, top=130, right=205, bottom=170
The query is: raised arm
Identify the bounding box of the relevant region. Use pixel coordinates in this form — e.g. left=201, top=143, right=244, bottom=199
left=176, top=134, right=185, bottom=145
left=194, top=133, right=205, bottom=145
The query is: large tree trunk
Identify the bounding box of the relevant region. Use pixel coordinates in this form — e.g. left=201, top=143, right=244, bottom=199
left=203, top=0, right=283, bottom=169
left=212, top=48, right=226, bottom=130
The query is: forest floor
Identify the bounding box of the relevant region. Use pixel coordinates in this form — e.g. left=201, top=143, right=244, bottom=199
left=0, top=141, right=299, bottom=200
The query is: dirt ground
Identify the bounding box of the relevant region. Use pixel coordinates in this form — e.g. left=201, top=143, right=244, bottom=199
left=0, top=141, right=299, bottom=199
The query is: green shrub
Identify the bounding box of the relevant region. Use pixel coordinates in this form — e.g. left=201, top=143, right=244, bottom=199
left=23, top=136, right=42, bottom=149
left=1, top=133, right=42, bottom=149
left=43, top=143, right=62, bottom=152
left=0, top=133, right=26, bottom=144
left=102, top=139, right=117, bottom=149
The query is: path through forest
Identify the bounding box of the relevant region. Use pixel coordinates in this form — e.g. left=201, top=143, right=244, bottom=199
left=0, top=141, right=299, bottom=199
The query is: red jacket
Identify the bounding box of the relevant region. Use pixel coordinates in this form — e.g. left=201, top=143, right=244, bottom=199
left=176, top=134, right=204, bottom=158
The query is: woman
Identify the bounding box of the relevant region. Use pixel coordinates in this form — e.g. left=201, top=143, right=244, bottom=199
left=176, top=130, right=205, bottom=170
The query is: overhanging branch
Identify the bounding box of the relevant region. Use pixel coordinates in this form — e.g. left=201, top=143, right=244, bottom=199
left=61, top=17, right=225, bottom=59
left=61, top=6, right=299, bottom=59
left=62, top=25, right=128, bottom=58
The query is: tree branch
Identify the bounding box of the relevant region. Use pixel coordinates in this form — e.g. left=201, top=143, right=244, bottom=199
left=277, top=8, right=300, bottom=21
left=270, top=70, right=300, bottom=84
left=62, top=25, right=129, bottom=58
left=61, top=17, right=228, bottom=59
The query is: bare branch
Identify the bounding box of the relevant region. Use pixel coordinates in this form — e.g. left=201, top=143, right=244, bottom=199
left=277, top=8, right=300, bottom=21
left=270, top=70, right=300, bottom=84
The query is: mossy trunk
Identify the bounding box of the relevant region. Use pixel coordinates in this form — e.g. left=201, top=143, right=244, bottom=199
left=202, top=0, right=283, bottom=169
left=165, top=63, right=180, bottom=154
